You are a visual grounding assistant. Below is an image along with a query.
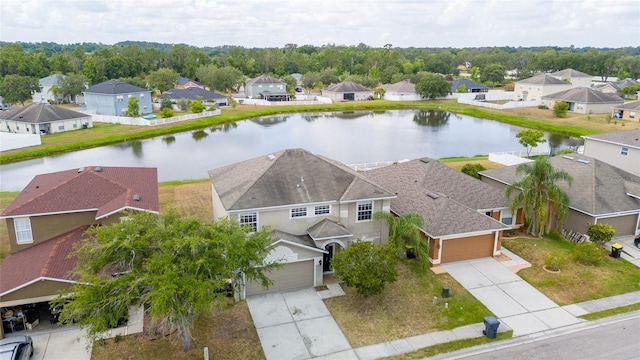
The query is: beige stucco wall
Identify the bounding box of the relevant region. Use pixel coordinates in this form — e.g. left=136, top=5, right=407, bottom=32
left=583, top=139, right=640, bottom=176
left=0, top=116, right=92, bottom=134
left=6, top=212, right=97, bottom=253
left=611, top=107, right=639, bottom=121
left=541, top=100, right=620, bottom=114
left=321, top=90, right=374, bottom=101
left=514, top=83, right=572, bottom=103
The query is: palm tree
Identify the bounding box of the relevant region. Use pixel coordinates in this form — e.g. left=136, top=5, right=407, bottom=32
left=373, top=211, right=428, bottom=269
left=505, top=157, right=573, bottom=237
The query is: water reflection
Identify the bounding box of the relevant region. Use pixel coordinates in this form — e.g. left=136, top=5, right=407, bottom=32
left=129, top=140, right=143, bottom=158
left=413, top=110, right=451, bottom=127
left=210, top=122, right=238, bottom=133
left=162, top=136, right=176, bottom=145
left=192, top=130, right=208, bottom=141
left=250, top=116, right=289, bottom=127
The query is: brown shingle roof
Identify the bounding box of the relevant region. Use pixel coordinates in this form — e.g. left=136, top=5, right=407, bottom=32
left=208, top=149, right=395, bottom=211
left=1, top=166, right=159, bottom=219
left=0, top=226, right=88, bottom=295
left=364, top=159, right=509, bottom=238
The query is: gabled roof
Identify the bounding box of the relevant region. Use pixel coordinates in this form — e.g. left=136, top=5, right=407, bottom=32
left=1, top=166, right=159, bottom=219
left=39, top=74, right=63, bottom=86
left=0, top=225, right=88, bottom=296
left=176, top=76, right=202, bottom=87
left=246, top=75, right=284, bottom=85
left=611, top=100, right=640, bottom=111
left=381, top=80, right=416, bottom=92
left=364, top=158, right=509, bottom=238
left=163, top=87, right=226, bottom=101
left=582, top=128, right=640, bottom=150
left=324, top=81, right=371, bottom=93
left=517, top=74, right=568, bottom=85
left=549, top=68, right=592, bottom=78
left=451, top=79, right=488, bottom=90
left=542, top=87, right=624, bottom=104
left=84, top=79, right=149, bottom=95
left=207, top=148, right=395, bottom=211
left=479, top=154, right=640, bottom=216
left=271, top=229, right=319, bottom=250
left=0, top=103, right=89, bottom=123
left=613, top=78, right=638, bottom=87
left=307, top=218, right=353, bottom=241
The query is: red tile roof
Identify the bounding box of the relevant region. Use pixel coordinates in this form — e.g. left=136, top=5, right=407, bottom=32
left=1, top=166, right=159, bottom=219
left=0, top=226, right=89, bottom=295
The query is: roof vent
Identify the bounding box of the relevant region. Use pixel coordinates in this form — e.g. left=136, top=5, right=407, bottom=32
left=133, top=194, right=141, bottom=201
left=576, top=159, right=590, bottom=164
left=77, top=167, right=85, bottom=173
left=561, top=155, right=574, bottom=161
left=95, top=166, right=102, bottom=172
left=267, top=154, right=276, bottom=161
left=427, top=192, right=439, bottom=199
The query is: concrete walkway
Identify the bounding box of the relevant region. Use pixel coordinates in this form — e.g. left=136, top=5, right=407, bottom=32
left=441, top=255, right=582, bottom=337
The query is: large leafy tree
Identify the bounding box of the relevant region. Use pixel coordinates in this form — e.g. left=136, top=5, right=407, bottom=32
left=505, top=157, right=573, bottom=237
left=57, top=210, right=277, bottom=351
left=516, top=129, right=547, bottom=157
left=331, top=241, right=398, bottom=297
left=57, top=73, right=89, bottom=103
left=415, top=73, right=450, bottom=99
left=146, top=67, right=179, bottom=93
left=125, top=96, right=140, bottom=117
left=0, top=75, right=41, bottom=105
left=373, top=212, right=428, bottom=269
left=480, top=63, right=505, bottom=86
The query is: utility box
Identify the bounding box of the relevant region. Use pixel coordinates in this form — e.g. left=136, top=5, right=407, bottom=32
left=610, top=243, right=623, bottom=258
left=483, top=316, right=500, bottom=339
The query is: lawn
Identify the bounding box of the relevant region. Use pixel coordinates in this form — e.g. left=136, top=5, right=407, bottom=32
left=502, top=236, right=640, bottom=305
left=324, top=260, right=493, bottom=348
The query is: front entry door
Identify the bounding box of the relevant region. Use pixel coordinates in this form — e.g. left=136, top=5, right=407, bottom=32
left=323, top=244, right=334, bottom=272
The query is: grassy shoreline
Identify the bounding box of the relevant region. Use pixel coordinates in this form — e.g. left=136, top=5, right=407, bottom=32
left=2, top=99, right=638, bottom=164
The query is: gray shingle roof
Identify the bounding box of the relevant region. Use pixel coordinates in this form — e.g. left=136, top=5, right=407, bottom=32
left=611, top=100, right=640, bottom=111
left=549, top=68, right=592, bottom=78
left=307, top=218, right=353, bottom=240
left=450, top=79, right=488, bottom=91
left=542, top=87, right=624, bottom=104
left=85, top=79, right=149, bottom=94
left=324, top=81, right=371, bottom=93
left=0, top=103, right=89, bottom=123
left=479, top=153, right=640, bottom=216
left=381, top=80, right=416, bottom=92
left=176, top=76, right=202, bottom=87
left=246, top=75, right=284, bottom=85
left=364, top=158, right=509, bottom=238
left=207, top=148, right=395, bottom=211
left=163, top=87, right=226, bottom=101
left=517, top=74, right=567, bottom=85
left=582, top=128, right=640, bottom=149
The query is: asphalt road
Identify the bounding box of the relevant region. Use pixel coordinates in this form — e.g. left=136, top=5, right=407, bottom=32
left=429, top=312, right=640, bottom=360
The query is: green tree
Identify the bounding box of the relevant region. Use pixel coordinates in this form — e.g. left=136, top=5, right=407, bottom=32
left=553, top=101, right=569, bottom=118
left=516, top=130, right=547, bottom=157
left=373, top=212, right=428, bottom=269
left=159, top=107, right=174, bottom=118
left=586, top=223, right=615, bottom=249
left=58, top=73, right=89, bottom=103
left=415, top=73, right=450, bottom=99
left=461, top=163, right=487, bottom=179
left=196, top=64, right=244, bottom=92
left=189, top=97, right=205, bottom=113
left=56, top=210, right=278, bottom=351
left=331, top=241, right=398, bottom=297
left=480, top=63, right=505, bottom=86
left=160, top=96, right=173, bottom=111
left=146, top=67, right=179, bottom=93
left=0, top=75, right=41, bottom=105
left=125, top=96, right=140, bottom=117
left=505, top=157, right=573, bottom=237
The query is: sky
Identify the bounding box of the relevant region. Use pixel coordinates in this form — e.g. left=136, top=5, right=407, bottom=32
left=1, top=0, right=639, bottom=49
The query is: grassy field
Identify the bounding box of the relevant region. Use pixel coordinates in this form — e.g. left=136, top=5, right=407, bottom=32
left=2, top=99, right=639, bottom=164
left=502, top=236, right=640, bottom=305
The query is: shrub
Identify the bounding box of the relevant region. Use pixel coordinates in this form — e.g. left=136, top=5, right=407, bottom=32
left=160, top=97, right=173, bottom=111
left=461, top=163, right=486, bottom=179
left=543, top=251, right=565, bottom=271
left=176, top=98, right=189, bottom=111
left=587, top=223, right=615, bottom=249
left=553, top=101, right=569, bottom=118
left=189, top=100, right=205, bottom=113
left=159, top=108, right=174, bottom=118
left=573, top=242, right=603, bottom=266
left=332, top=241, right=398, bottom=297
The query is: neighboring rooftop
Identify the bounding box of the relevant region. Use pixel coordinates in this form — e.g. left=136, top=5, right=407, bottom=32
left=382, top=80, right=416, bottom=92
left=582, top=128, right=640, bottom=149
left=163, top=87, right=226, bottom=101
left=324, top=81, right=371, bottom=92
left=517, top=74, right=568, bottom=85
left=246, top=75, right=284, bottom=85
left=542, top=87, right=624, bottom=104
left=0, top=103, right=89, bottom=123
left=549, top=68, right=592, bottom=78
left=85, top=79, right=149, bottom=94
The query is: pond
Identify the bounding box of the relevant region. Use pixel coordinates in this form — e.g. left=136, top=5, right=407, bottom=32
left=0, top=110, right=581, bottom=191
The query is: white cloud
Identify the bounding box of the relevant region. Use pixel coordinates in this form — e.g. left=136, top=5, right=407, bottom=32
left=0, top=0, right=638, bottom=48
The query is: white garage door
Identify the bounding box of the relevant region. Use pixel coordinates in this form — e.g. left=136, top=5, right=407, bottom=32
left=245, top=260, right=314, bottom=296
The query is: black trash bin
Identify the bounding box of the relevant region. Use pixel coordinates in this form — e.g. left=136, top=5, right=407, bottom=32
left=483, top=316, right=500, bottom=339
left=442, top=286, right=450, bottom=298
left=610, top=243, right=623, bottom=258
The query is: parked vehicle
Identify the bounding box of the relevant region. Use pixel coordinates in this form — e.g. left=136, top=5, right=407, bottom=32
left=0, top=335, right=33, bottom=360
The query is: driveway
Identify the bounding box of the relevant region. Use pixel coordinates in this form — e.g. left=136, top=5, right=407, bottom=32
left=3, top=326, right=91, bottom=360
left=246, top=287, right=355, bottom=360
left=441, top=257, right=582, bottom=336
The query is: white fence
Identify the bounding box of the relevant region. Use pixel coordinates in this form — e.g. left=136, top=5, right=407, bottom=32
left=0, top=132, right=41, bottom=151
left=457, top=98, right=538, bottom=110
left=238, top=97, right=325, bottom=106
left=489, top=150, right=550, bottom=166
left=90, top=110, right=221, bottom=126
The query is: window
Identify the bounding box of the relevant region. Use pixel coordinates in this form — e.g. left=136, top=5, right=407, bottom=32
left=291, top=207, right=307, bottom=218
left=501, top=209, right=513, bottom=226
left=357, top=201, right=373, bottom=221
left=117, top=95, right=124, bottom=102
left=630, top=112, right=635, bottom=119
left=621, top=147, right=629, bottom=156
left=239, top=212, right=257, bottom=232
left=315, top=205, right=330, bottom=215
left=72, top=120, right=78, bottom=129
left=57, top=122, right=64, bottom=131
left=14, top=218, right=33, bottom=243
left=140, top=93, right=145, bottom=98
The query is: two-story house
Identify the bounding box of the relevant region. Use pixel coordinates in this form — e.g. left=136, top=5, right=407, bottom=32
left=83, top=80, right=152, bottom=116
left=0, top=166, right=159, bottom=309
left=207, top=148, right=395, bottom=296
left=244, top=75, right=289, bottom=101
left=582, top=128, right=640, bottom=176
